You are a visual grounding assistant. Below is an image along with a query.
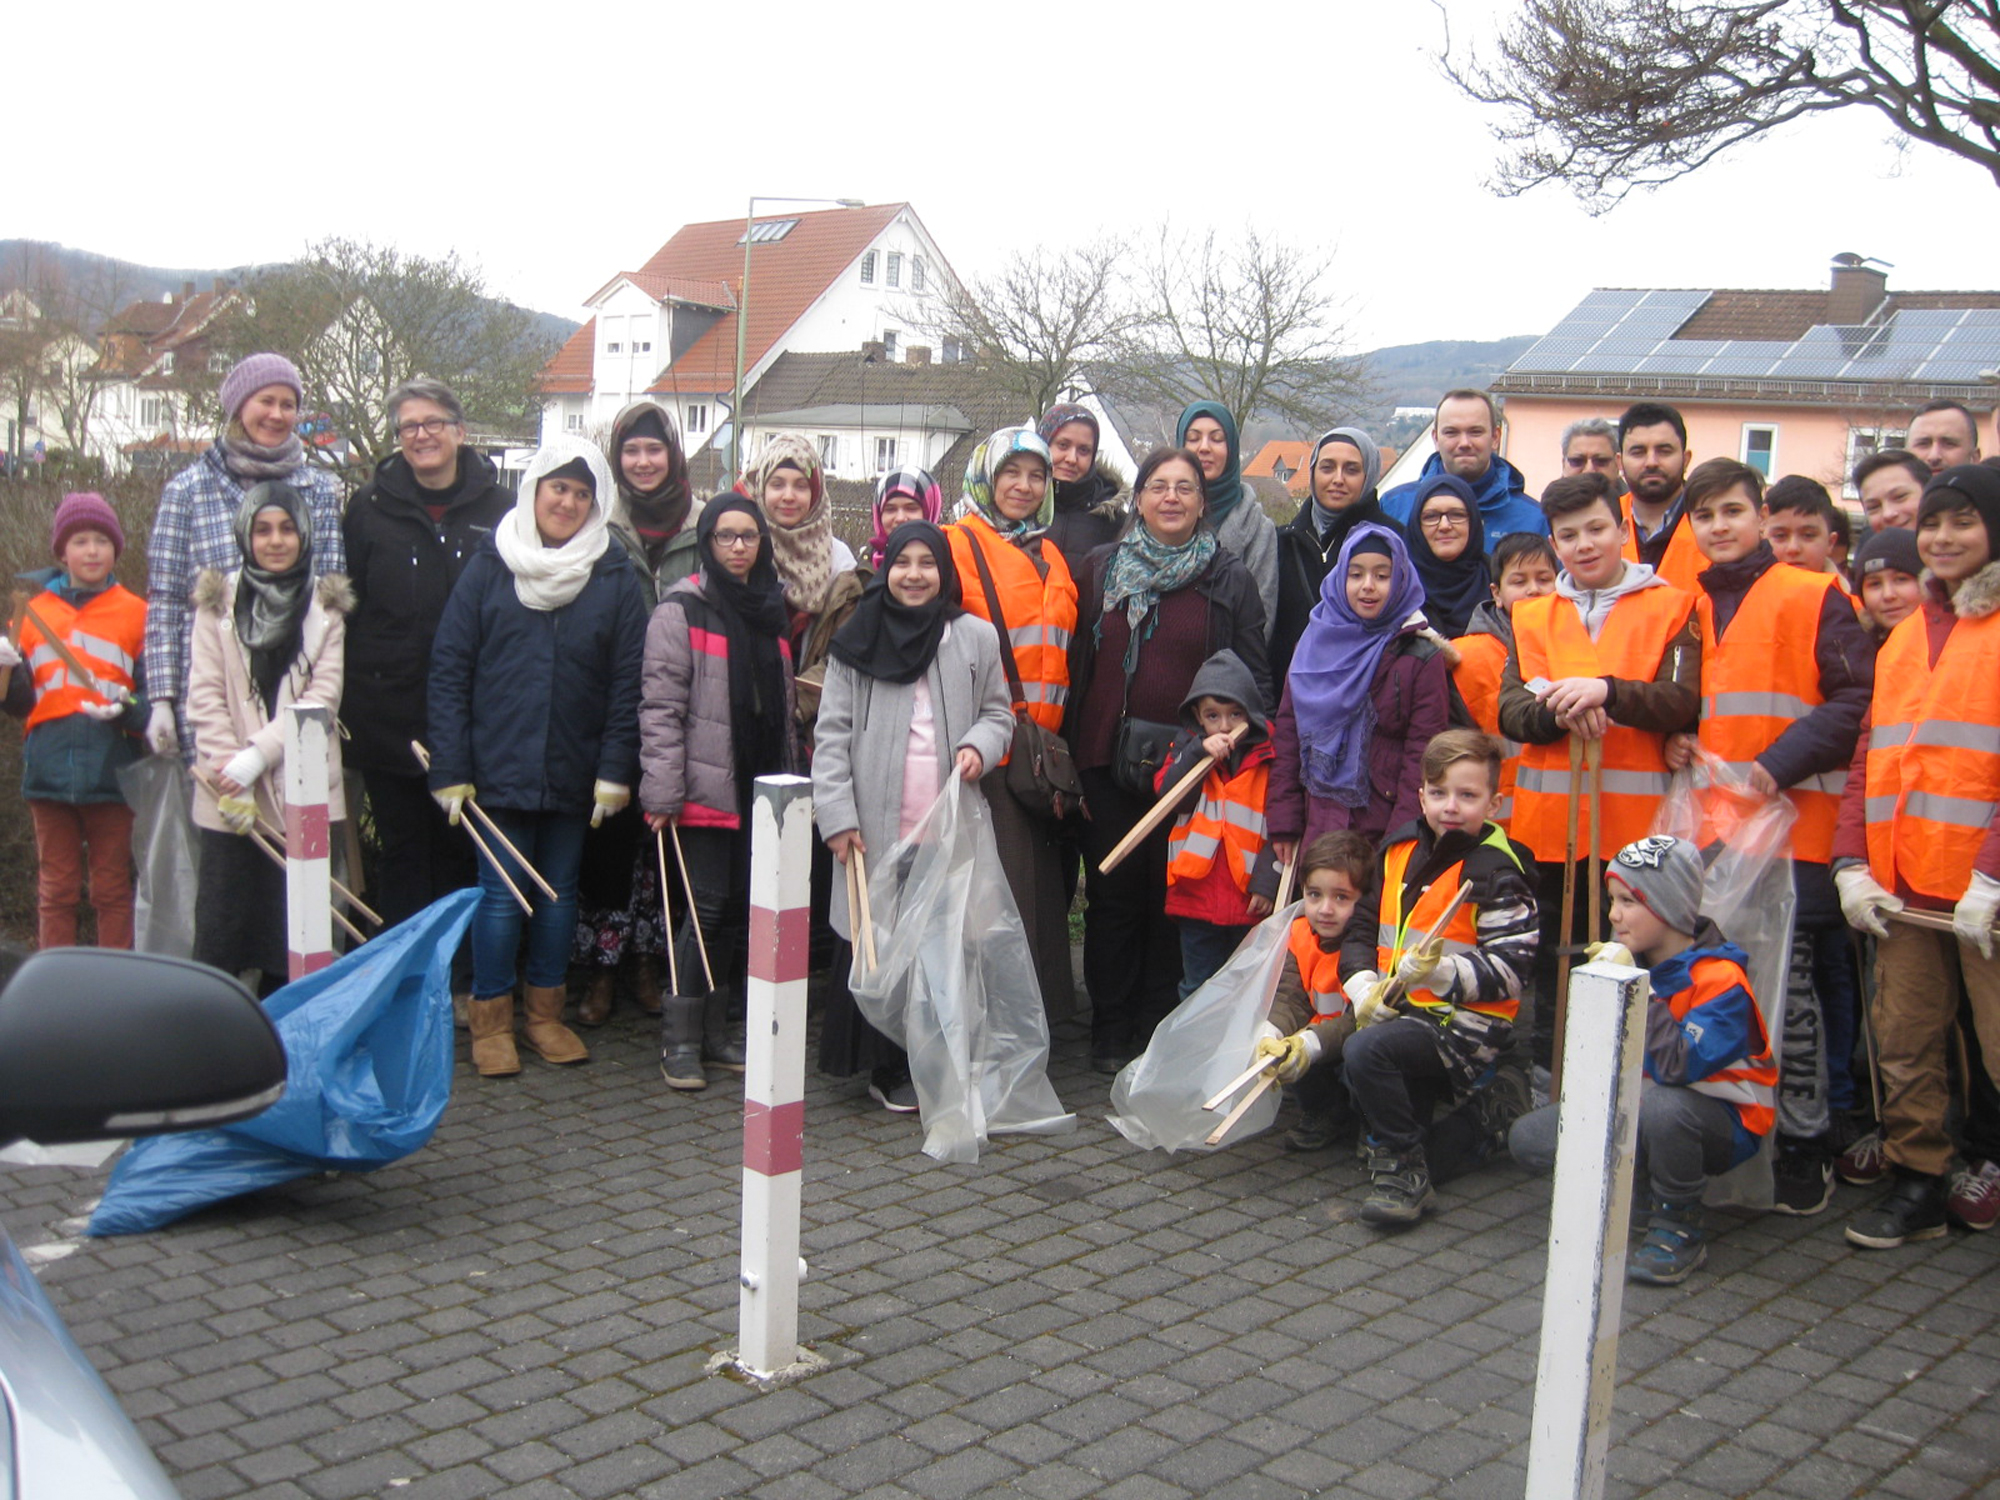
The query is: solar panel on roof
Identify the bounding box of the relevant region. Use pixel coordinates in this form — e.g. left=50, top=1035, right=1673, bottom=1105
left=1571, top=353, right=1649, bottom=372
left=1702, top=356, right=1782, bottom=376
left=1917, top=361, right=2000, bottom=381
left=1632, top=354, right=1715, bottom=375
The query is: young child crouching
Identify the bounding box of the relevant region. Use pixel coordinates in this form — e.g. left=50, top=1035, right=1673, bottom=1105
left=1252, top=830, right=1373, bottom=1151
left=1156, top=650, right=1279, bottom=998
left=1509, top=835, right=1776, bottom=1285
left=1339, top=730, right=1539, bottom=1226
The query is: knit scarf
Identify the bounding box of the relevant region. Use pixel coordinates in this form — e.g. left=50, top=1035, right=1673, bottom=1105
left=1100, top=523, right=1217, bottom=663
left=610, top=402, right=692, bottom=562
left=219, top=426, right=306, bottom=483
left=497, top=441, right=614, bottom=611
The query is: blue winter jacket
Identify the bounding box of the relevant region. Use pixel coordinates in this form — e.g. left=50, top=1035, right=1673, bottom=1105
left=4, top=568, right=150, bottom=805
left=425, top=540, right=648, bottom=814
left=1382, top=453, right=1547, bottom=543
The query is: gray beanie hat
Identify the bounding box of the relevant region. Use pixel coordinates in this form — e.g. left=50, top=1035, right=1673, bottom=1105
left=1608, top=835, right=1704, bottom=937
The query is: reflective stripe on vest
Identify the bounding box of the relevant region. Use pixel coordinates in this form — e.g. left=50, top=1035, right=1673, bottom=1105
left=1864, top=607, right=2000, bottom=901
left=1167, top=760, right=1270, bottom=891
left=1374, top=824, right=1522, bottom=1022
left=1287, top=918, right=1346, bottom=1019
left=19, top=586, right=146, bottom=732
left=1672, top=956, right=1777, bottom=1136
left=1696, top=564, right=1846, bottom=862
left=948, top=517, right=1079, bottom=739
left=1510, top=583, right=1694, bottom=863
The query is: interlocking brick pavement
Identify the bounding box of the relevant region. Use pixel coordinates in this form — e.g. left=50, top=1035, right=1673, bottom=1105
left=2, top=989, right=1995, bottom=1499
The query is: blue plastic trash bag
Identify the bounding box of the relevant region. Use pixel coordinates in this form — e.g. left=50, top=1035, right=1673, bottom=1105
left=89, top=888, right=478, bottom=1235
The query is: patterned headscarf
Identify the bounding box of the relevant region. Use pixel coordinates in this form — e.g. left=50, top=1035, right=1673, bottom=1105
left=746, top=433, right=834, bottom=613
left=1036, top=402, right=1099, bottom=449
left=960, top=426, right=1054, bottom=547
left=867, top=466, right=942, bottom=569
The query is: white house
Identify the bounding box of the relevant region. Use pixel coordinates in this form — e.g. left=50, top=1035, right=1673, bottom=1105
left=87, top=282, right=249, bottom=473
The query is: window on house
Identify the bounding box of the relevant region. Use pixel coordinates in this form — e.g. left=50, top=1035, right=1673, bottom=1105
left=140, top=396, right=172, bottom=429
left=818, top=435, right=838, bottom=469
left=942, top=338, right=962, bottom=364
left=875, top=437, right=897, bottom=472
left=606, top=341, right=622, bottom=354
left=208, top=351, right=229, bottom=374
left=634, top=340, right=651, bottom=354
left=687, top=403, right=709, bottom=434
left=883, top=329, right=899, bottom=359
left=736, top=219, right=799, bottom=245
left=1740, top=424, right=1777, bottom=478
left=565, top=411, right=585, bottom=433
left=1843, top=425, right=1906, bottom=495
left=156, top=352, right=175, bottom=376
left=860, top=251, right=877, bottom=286
left=886, top=252, right=902, bottom=290
left=911, top=257, right=926, bottom=293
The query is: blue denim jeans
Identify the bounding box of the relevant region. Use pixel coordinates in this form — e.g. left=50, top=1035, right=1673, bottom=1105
left=471, top=808, right=588, bottom=997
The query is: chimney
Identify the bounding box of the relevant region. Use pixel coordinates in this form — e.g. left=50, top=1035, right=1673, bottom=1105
left=860, top=340, right=886, bottom=362
left=182, top=280, right=196, bottom=299
left=1828, top=254, right=1888, bottom=325
left=907, top=345, right=931, bottom=366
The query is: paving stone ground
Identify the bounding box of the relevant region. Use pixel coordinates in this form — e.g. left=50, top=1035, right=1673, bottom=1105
left=3, top=984, right=1995, bottom=1500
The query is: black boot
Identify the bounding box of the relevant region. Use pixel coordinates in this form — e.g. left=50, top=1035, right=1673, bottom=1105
left=660, top=995, right=707, bottom=1091
left=703, top=988, right=747, bottom=1073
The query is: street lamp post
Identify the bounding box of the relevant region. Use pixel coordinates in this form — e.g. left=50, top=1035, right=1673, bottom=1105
left=731, top=195, right=864, bottom=483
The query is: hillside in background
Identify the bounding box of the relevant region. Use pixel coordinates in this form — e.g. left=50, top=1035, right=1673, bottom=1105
left=1357, top=335, right=1538, bottom=443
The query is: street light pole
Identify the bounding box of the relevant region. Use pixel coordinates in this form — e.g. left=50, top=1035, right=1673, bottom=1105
left=730, top=195, right=864, bottom=484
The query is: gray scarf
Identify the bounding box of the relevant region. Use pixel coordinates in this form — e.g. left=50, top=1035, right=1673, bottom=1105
left=220, top=427, right=307, bottom=483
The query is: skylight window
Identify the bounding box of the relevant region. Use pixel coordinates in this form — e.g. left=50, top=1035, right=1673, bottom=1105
left=738, top=219, right=799, bottom=245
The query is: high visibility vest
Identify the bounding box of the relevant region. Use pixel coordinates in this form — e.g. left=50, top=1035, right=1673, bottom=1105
left=1375, top=823, right=1522, bottom=1022
left=1621, top=495, right=1704, bottom=595
left=1864, top=606, right=2000, bottom=902
left=1511, top=584, right=1694, bottom=864
left=1667, top=956, right=1777, bottom=1137
left=18, top=584, right=145, bottom=732
left=1166, top=749, right=1270, bottom=893
left=1696, top=563, right=1846, bottom=862
left=948, top=514, right=1077, bottom=737
left=1287, top=916, right=1347, bottom=1020
left=1450, top=629, right=1520, bottom=826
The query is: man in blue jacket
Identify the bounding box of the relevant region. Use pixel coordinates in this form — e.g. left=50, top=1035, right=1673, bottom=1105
left=1382, top=389, right=1545, bottom=542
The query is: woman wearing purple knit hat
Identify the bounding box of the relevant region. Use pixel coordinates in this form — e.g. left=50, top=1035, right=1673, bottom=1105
left=140, top=352, right=346, bottom=758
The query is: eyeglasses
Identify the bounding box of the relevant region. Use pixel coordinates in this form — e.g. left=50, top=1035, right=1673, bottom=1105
left=1420, top=509, right=1469, bottom=531
left=396, top=417, right=457, bottom=440
left=1142, top=480, right=1201, bottom=500
left=711, top=530, right=761, bottom=550
left=1564, top=454, right=1619, bottom=471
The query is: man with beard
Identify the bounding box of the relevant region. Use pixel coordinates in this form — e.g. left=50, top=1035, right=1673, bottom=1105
left=1382, top=390, right=1546, bottom=543
left=1905, top=400, right=1983, bottom=475
left=1617, top=402, right=1703, bottom=594
left=1272, top=427, right=1385, bottom=679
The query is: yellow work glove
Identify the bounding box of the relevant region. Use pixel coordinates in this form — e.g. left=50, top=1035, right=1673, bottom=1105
left=432, top=784, right=476, bottom=826
left=1254, top=1030, right=1319, bottom=1084
left=591, top=780, right=631, bottom=828
left=217, top=793, right=258, bottom=835
left=1345, top=971, right=1387, bottom=1027
left=1586, top=940, right=1636, bottom=968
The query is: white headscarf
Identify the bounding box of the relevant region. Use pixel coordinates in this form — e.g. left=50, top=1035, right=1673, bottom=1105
left=496, top=437, right=615, bottom=610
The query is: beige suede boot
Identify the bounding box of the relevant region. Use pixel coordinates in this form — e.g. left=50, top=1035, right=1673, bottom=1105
left=467, top=995, right=520, bottom=1077
left=523, top=984, right=590, bottom=1064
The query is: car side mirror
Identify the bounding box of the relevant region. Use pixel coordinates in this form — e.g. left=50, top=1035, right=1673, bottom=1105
left=0, top=950, right=286, bottom=1147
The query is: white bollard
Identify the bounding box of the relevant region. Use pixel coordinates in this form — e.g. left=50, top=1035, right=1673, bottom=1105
left=1526, top=958, right=1651, bottom=1500
left=721, top=773, right=824, bottom=1387
left=283, top=704, right=334, bottom=982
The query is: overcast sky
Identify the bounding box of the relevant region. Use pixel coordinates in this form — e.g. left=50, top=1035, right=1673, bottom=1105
left=19, top=1, right=1999, bottom=352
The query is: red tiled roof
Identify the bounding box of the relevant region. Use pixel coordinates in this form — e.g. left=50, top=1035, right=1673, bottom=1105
left=1244, top=440, right=1311, bottom=478
left=1671, top=287, right=2000, bottom=341
left=539, top=319, right=596, bottom=395
left=583, top=270, right=736, bottom=310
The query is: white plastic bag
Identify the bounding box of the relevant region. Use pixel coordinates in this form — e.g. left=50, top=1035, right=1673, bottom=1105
left=1652, top=747, right=1797, bottom=1209
left=1108, top=902, right=1298, bottom=1152
left=849, top=779, right=1074, bottom=1162
left=117, top=755, right=202, bottom=960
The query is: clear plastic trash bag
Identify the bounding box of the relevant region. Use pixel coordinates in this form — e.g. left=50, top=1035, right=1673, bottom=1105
left=849, top=779, right=1075, bottom=1163
left=1107, top=902, right=1297, bottom=1152
left=1651, top=746, right=1797, bottom=1209
left=88, top=888, right=478, bottom=1235
left=117, top=756, right=201, bottom=960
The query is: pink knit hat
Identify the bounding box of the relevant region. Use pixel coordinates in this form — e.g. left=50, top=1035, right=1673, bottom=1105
left=51, top=491, right=125, bottom=560
left=218, top=352, right=303, bottom=423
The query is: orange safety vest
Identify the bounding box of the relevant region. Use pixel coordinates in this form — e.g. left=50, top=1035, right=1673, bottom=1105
left=1696, top=563, right=1846, bottom=863
left=948, top=514, right=1077, bottom=739
left=1621, top=494, right=1704, bottom=595
left=1669, top=955, right=1777, bottom=1137
left=1375, top=823, right=1522, bottom=1022
left=1511, top=584, right=1694, bottom=864
left=1287, top=916, right=1347, bottom=1020
left=1864, top=606, right=2000, bottom=902
left=1450, top=629, right=1520, bottom=826
left=18, top=584, right=145, bottom=731
left=1166, top=751, right=1270, bottom=893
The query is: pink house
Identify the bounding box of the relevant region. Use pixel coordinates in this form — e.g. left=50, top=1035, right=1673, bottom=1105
left=1492, top=258, right=2000, bottom=500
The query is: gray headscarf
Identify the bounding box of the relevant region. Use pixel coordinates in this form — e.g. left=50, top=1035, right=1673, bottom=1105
left=232, top=481, right=314, bottom=709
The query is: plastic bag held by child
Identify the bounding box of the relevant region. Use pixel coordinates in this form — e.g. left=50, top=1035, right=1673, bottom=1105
left=1108, top=902, right=1297, bottom=1151
left=117, top=755, right=202, bottom=960
left=849, top=780, right=1074, bottom=1163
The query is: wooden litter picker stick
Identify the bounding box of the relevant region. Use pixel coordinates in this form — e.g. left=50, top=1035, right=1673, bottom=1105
left=410, top=741, right=555, bottom=905
left=669, top=822, right=717, bottom=992
left=243, top=827, right=368, bottom=946
left=851, top=845, right=879, bottom=972
left=191, top=767, right=383, bottom=928
left=655, top=828, right=681, bottom=995
left=1098, top=721, right=1248, bottom=876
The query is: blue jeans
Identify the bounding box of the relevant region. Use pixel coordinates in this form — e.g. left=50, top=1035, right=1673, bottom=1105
left=1176, top=917, right=1254, bottom=1001
left=471, top=808, right=588, bottom=997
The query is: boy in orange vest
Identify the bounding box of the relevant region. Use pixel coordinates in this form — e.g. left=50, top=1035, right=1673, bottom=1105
left=1499, top=471, right=1701, bottom=1088
left=1666, top=457, right=1873, bottom=1217
left=1252, top=829, right=1373, bottom=1152
left=0, top=493, right=149, bottom=949
left=1154, top=650, right=1280, bottom=999
left=1451, top=531, right=1559, bottom=830
left=1336, top=730, right=1540, bottom=1225
left=1508, top=835, right=1777, bottom=1285
left=1833, top=464, right=2000, bottom=1247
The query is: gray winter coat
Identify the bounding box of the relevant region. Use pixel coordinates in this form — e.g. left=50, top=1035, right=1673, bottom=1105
left=811, top=619, right=1014, bottom=940
left=1213, top=499, right=1279, bottom=643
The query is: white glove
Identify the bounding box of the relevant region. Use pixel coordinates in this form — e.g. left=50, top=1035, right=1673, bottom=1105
left=78, top=699, right=125, bottom=722
left=1836, top=865, right=1903, bottom=939
left=1345, top=970, right=1386, bottom=1027
left=1953, top=872, right=2000, bottom=960
left=216, top=793, right=258, bottom=835
left=146, top=701, right=179, bottom=757
left=0, top=637, right=20, bottom=670
left=591, top=780, right=631, bottom=828
left=1586, top=940, right=1636, bottom=968
left=1393, top=944, right=1440, bottom=991
left=222, top=744, right=269, bottom=790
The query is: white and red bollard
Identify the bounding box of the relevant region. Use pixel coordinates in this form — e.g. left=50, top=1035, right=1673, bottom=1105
left=1526, top=957, right=1651, bottom=1500
left=283, top=704, right=334, bottom=981
left=715, top=773, right=824, bottom=1386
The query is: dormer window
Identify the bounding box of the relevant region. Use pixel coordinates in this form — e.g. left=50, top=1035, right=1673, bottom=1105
left=157, top=351, right=175, bottom=376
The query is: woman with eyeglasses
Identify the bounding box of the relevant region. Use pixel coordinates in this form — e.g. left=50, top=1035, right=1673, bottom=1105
left=1404, top=473, right=1490, bottom=638
left=1068, top=446, right=1272, bottom=1073
left=639, top=496, right=801, bottom=1091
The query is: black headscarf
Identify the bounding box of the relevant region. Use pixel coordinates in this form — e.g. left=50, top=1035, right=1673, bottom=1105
left=1404, top=472, right=1490, bottom=638
left=232, top=481, right=314, bottom=711
left=695, top=496, right=790, bottom=797
left=829, top=522, right=962, bottom=685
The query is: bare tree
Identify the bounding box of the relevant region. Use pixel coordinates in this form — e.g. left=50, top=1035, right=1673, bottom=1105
left=1439, top=0, right=2000, bottom=211
left=1102, top=227, right=1372, bottom=435
left=0, top=245, right=137, bottom=464
left=905, top=238, right=1140, bottom=416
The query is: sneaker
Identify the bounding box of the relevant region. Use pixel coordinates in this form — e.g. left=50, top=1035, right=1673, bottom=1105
left=1469, top=1063, right=1535, bottom=1158
left=1845, top=1171, right=1949, bottom=1249
left=1283, top=1112, right=1340, bottom=1153
left=867, top=1073, right=919, bottom=1114
left=1946, top=1158, right=2000, bottom=1232
left=1360, top=1141, right=1435, bottom=1227
left=1628, top=1200, right=1707, bottom=1285
left=1836, top=1127, right=1888, bottom=1186
left=1529, top=1064, right=1552, bottom=1111
left=1771, top=1136, right=1834, bottom=1216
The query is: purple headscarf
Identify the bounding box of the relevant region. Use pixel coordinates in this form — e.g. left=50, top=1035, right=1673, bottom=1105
left=1286, top=522, right=1427, bottom=807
